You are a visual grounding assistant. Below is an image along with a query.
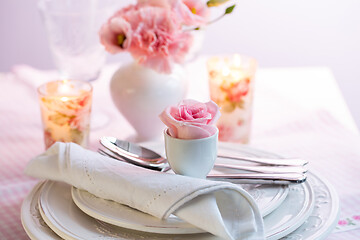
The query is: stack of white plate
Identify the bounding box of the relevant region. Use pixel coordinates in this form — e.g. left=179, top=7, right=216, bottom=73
left=21, top=143, right=340, bottom=240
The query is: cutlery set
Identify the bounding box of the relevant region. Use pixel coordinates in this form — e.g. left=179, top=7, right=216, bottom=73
left=98, top=136, right=308, bottom=184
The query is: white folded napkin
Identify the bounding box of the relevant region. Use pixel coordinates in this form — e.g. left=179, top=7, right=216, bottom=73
left=25, top=142, right=264, bottom=240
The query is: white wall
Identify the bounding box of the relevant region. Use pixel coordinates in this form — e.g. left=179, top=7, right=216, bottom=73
left=1, top=0, right=359, bottom=128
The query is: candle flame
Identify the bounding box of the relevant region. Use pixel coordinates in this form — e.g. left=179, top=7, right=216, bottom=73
left=59, top=79, right=71, bottom=95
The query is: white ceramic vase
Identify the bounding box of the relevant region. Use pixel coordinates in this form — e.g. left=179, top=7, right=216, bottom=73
left=110, top=62, right=187, bottom=141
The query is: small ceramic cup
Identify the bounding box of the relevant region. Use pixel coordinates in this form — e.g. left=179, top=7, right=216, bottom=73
left=164, top=129, right=218, bottom=179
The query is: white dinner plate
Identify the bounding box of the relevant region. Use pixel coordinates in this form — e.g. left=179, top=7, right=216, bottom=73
left=25, top=172, right=331, bottom=240
left=24, top=173, right=339, bottom=240
left=20, top=182, right=61, bottom=240
left=21, top=144, right=338, bottom=240
left=41, top=180, right=314, bottom=240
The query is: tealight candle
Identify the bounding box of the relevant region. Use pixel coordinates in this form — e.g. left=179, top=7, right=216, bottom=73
left=207, top=54, right=257, bottom=143
left=37, top=80, right=93, bottom=149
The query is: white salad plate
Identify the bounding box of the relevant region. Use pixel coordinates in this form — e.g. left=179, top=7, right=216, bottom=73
left=71, top=182, right=288, bottom=234
left=22, top=171, right=339, bottom=240
left=70, top=143, right=289, bottom=234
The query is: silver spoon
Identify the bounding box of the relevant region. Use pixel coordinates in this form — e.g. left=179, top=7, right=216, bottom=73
left=97, top=147, right=306, bottom=184
left=99, top=136, right=308, bottom=174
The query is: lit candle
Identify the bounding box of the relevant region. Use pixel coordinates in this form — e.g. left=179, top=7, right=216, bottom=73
left=207, top=55, right=257, bottom=143
left=37, top=80, right=93, bottom=149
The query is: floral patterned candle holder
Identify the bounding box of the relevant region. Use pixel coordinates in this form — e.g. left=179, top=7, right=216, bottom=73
left=207, top=55, right=257, bottom=143
left=38, top=80, right=92, bottom=149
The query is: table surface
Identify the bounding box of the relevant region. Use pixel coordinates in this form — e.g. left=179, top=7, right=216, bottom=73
left=0, top=59, right=359, bottom=239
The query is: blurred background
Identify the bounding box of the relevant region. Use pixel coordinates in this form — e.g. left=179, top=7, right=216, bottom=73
left=1, top=0, right=359, bottom=128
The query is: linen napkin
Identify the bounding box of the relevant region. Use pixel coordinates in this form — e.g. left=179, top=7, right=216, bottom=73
left=25, top=142, right=264, bottom=240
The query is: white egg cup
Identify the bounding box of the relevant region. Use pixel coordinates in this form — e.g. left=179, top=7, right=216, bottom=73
left=164, top=129, right=218, bottom=179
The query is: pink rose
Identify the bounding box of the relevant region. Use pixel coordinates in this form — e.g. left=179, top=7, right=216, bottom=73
left=159, top=99, right=220, bottom=139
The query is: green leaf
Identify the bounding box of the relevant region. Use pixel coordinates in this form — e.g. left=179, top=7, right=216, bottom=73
left=207, top=0, right=230, bottom=7
left=225, top=4, right=236, bottom=14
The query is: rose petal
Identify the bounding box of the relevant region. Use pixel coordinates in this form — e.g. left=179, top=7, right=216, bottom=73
left=206, top=100, right=221, bottom=125
left=159, top=106, right=180, bottom=138
left=177, top=123, right=217, bottom=139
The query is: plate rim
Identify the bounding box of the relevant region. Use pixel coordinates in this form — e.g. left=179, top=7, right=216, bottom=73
left=266, top=178, right=314, bottom=239
left=71, top=186, right=204, bottom=234
left=20, top=181, right=62, bottom=240
left=311, top=170, right=340, bottom=240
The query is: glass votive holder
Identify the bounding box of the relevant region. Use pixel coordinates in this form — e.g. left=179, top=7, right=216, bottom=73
left=207, top=54, right=257, bottom=143
left=37, top=80, right=93, bottom=149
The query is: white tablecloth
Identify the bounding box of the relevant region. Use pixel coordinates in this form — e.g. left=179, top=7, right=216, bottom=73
left=0, top=58, right=359, bottom=239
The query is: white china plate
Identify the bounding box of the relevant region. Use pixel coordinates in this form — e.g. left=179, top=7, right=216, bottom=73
left=25, top=172, right=329, bottom=240
left=70, top=143, right=289, bottom=234
left=21, top=171, right=339, bottom=240
left=38, top=143, right=315, bottom=239
left=40, top=180, right=313, bottom=240
left=20, top=182, right=61, bottom=240
left=21, top=144, right=339, bottom=240
left=71, top=183, right=288, bottom=234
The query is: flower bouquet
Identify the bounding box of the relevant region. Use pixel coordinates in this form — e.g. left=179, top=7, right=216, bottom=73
left=100, top=0, right=235, bottom=140
left=99, top=0, right=236, bottom=73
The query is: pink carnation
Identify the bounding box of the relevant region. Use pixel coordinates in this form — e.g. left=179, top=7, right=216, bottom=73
left=99, top=5, right=135, bottom=54
left=99, top=5, right=193, bottom=73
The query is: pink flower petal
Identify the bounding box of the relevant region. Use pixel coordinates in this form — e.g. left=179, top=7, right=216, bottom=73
left=159, top=99, right=220, bottom=139
left=206, top=100, right=221, bottom=125
left=177, top=123, right=216, bottom=139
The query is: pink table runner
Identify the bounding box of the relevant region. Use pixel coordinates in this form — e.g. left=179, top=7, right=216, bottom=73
left=1, top=65, right=359, bottom=239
